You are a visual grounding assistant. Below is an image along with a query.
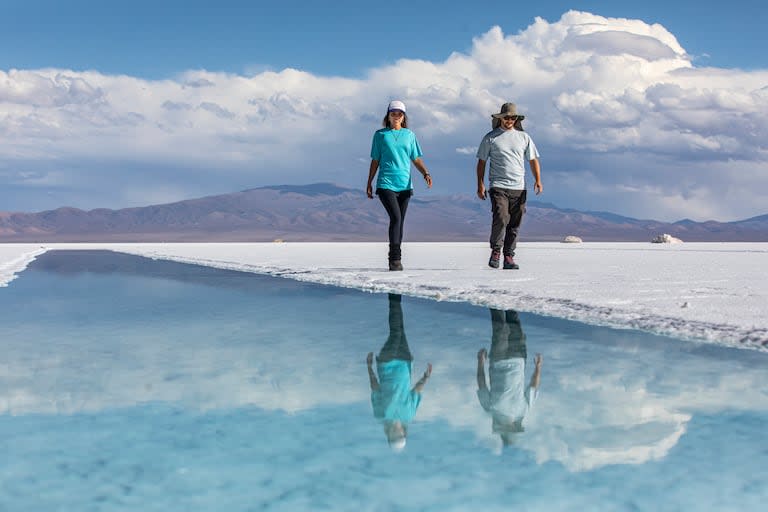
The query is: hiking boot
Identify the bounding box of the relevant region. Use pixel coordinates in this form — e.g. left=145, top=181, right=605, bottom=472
left=488, top=249, right=501, bottom=268
left=389, top=260, right=403, bottom=271
left=503, top=255, right=519, bottom=270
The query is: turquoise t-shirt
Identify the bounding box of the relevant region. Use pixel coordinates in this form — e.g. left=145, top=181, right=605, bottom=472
left=371, top=359, right=422, bottom=423
left=370, top=128, right=423, bottom=192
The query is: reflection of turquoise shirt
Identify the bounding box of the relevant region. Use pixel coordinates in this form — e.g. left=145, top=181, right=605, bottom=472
left=370, top=128, right=423, bottom=192
left=371, top=360, right=422, bottom=422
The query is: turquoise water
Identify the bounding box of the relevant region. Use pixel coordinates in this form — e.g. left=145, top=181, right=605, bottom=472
left=1, top=250, right=766, bottom=511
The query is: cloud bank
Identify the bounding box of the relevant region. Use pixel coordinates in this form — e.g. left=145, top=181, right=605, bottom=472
left=1, top=11, right=767, bottom=220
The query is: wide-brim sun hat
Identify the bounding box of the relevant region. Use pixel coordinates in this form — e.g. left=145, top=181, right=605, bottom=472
left=388, top=100, right=406, bottom=113
left=491, top=102, right=525, bottom=120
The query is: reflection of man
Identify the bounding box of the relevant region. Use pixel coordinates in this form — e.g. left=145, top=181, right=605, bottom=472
left=477, top=309, right=542, bottom=446
left=366, top=294, right=432, bottom=452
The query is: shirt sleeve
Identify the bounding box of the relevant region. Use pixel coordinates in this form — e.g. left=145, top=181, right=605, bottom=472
left=525, top=385, right=539, bottom=407
left=371, top=391, right=384, bottom=418
left=370, top=131, right=382, bottom=161
left=410, top=391, right=423, bottom=414
left=409, top=132, right=424, bottom=161
left=476, top=388, right=491, bottom=412
left=476, top=134, right=490, bottom=161
left=524, top=135, right=540, bottom=161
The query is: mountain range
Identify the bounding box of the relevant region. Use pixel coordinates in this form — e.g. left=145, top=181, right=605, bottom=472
left=1, top=183, right=767, bottom=242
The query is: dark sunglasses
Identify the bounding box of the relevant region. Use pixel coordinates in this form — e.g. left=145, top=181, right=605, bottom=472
left=503, top=116, right=519, bottom=121
left=388, top=110, right=404, bottom=116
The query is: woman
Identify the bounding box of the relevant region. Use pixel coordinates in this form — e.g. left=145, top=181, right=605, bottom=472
left=366, top=100, right=433, bottom=271
left=366, top=294, right=432, bottom=452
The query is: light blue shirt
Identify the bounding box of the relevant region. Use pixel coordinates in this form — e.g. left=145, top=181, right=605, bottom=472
left=477, top=357, right=538, bottom=429
left=476, top=128, right=540, bottom=190
left=371, top=359, right=422, bottom=423
left=370, top=128, right=423, bottom=192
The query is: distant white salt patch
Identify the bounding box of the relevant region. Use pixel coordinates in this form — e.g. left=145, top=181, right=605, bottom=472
left=561, top=236, right=583, bottom=243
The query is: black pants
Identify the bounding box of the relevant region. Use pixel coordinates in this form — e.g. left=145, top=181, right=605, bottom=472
left=489, top=188, right=527, bottom=256
left=377, top=188, right=412, bottom=261
left=377, top=294, right=413, bottom=363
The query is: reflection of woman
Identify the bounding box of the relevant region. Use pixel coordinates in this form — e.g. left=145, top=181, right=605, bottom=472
left=366, top=100, right=433, bottom=271
left=477, top=309, right=542, bottom=446
left=366, top=294, right=432, bottom=451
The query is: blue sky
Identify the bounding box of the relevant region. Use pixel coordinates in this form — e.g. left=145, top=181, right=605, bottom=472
left=3, top=0, right=765, bottom=77
left=1, top=0, right=767, bottom=221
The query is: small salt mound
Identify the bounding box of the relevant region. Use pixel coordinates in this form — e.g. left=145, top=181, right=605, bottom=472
left=651, top=233, right=683, bottom=244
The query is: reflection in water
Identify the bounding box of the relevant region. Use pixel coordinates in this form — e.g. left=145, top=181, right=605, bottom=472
left=366, top=294, right=432, bottom=452
left=3, top=251, right=768, bottom=509
left=27, top=250, right=310, bottom=293
left=477, top=309, right=542, bottom=447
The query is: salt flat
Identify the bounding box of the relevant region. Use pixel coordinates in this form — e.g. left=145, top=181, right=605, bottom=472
left=1, top=242, right=766, bottom=350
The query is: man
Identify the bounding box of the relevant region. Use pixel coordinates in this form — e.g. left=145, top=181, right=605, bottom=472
left=477, top=309, right=542, bottom=447
left=476, top=103, right=543, bottom=269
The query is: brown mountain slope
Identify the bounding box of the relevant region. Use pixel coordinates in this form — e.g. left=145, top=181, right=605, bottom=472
left=1, top=183, right=766, bottom=242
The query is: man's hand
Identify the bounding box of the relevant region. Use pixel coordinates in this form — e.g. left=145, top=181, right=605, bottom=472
left=423, top=363, right=432, bottom=379
left=530, top=353, right=543, bottom=390
left=477, top=349, right=488, bottom=390
left=477, top=183, right=487, bottom=200
left=366, top=352, right=374, bottom=366
left=534, top=181, right=543, bottom=195
left=366, top=184, right=374, bottom=199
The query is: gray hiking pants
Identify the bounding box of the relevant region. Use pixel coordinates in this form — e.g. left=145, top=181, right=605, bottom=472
left=489, top=188, right=527, bottom=256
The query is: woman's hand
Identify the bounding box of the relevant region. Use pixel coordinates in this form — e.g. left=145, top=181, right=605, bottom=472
left=412, top=158, right=431, bottom=189
left=366, top=159, right=379, bottom=199
left=413, top=363, right=432, bottom=393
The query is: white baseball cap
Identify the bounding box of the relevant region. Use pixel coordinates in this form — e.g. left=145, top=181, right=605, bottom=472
left=389, top=437, right=406, bottom=452
left=387, top=100, right=406, bottom=113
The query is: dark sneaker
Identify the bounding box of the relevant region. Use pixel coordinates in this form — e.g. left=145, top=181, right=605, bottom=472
left=503, top=255, right=519, bottom=270
left=389, top=260, right=403, bottom=271
left=488, top=249, right=501, bottom=268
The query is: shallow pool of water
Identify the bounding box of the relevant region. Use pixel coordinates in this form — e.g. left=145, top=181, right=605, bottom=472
left=1, top=250, right=766, bottom=511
